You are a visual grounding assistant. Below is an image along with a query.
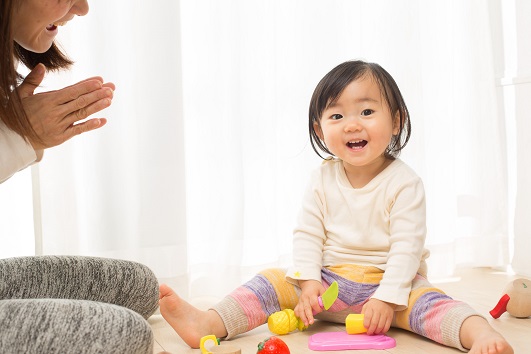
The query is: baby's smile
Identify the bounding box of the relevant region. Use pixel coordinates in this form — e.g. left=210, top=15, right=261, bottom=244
left=347, top=140, right=367, bottom=149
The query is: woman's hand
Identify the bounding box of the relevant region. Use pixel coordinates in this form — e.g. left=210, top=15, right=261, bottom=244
left=294, top=279, right=325, bottom=327
left=16, top=63, right=115, bottom=151
left=361, top=298, right=396, bottom=335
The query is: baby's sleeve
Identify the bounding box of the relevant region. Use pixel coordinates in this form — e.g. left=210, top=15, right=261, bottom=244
left=286, top=168, right=326, bottom=285
left=372, top=175, right=427, bottom=309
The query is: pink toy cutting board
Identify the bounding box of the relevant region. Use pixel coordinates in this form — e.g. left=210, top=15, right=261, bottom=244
left=308, top=331, right=396, bottom=351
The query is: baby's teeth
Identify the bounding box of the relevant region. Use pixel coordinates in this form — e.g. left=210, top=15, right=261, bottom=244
left=53, top=21, right=67, bottom=26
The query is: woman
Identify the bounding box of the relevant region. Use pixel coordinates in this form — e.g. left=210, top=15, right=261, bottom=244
left=1, top=0, right=159, bottom=353
left=1, top=0, right=115, bottom=182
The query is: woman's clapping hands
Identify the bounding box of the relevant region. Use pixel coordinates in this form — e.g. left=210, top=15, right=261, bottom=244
left=16, top=63, right=115, bottom=151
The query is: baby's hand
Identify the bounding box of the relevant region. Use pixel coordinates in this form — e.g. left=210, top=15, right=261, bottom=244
left=361, top=298, right=396, bottom=335
left=294, top=280, right=324, bottom=326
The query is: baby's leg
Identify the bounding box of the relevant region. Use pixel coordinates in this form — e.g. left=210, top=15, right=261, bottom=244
left=159, top=284, right=227, bottom=348
left=212, top=268, right=300, bottom=339
left=160, top=268, right=299, bottom=348
left=460, top=316, right=513, bottom=354
left=393, top=275, right=513, bottom=353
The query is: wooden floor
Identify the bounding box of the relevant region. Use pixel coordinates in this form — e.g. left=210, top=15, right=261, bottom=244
left=150, top=268, right=529, bottom=353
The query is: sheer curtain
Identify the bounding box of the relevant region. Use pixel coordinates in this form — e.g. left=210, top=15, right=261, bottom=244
left=1, top=0, right=519, bottom=300
left=0, top=169, right=35, bottom=258
left=179, top=0, right=510, bottom=296
left=29, top=1, right=188, bottom=280
left=495, top=0, right=531, bottom=278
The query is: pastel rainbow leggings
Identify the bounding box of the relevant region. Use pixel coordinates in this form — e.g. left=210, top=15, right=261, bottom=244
left=212, top=265, right=480, bottom=351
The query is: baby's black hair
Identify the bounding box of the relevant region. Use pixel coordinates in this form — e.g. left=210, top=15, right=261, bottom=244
left=308, top=60, right=411, bottom=159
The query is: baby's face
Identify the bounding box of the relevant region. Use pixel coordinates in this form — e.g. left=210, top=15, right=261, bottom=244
left=317, top=75, right=399, bottom=173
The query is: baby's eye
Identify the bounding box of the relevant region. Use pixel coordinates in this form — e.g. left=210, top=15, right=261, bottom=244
left=330, top=114, right=343, bottom=120
left=361, top=109, right=374, bottom=116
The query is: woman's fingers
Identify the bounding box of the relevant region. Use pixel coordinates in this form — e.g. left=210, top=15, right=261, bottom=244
left=67, top=118, right=108, bottom=139
left=17, top=64, right=46, bottom=98
left=102, top=82, right=116, bottom=91
left=55, top=79, right=105, bottom=105
left=18, top=73, right=115, bottom=150
left=60, top=86, right=114, bottom=125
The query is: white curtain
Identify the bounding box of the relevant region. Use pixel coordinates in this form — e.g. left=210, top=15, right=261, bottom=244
left=32, top=0, right=188, bottom=279
left=2, top=0, right=522, bottom=299
left=497, top=0, right=531, bottom=278
left=0, top=168, right=35, bottom=258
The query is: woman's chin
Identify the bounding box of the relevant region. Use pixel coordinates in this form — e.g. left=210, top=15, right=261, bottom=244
left=16, top=40, right=55, bottom=54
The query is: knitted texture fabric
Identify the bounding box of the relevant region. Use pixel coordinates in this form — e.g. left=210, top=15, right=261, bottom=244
left=0, top=299, right=153, bottom=354
left=212, top=265, right=479, bottom=352
left=0, top=256, right=159, bottom=318
left=0, top=256, right=159, bottom=353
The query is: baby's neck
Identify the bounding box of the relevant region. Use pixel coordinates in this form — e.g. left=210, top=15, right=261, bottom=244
left=343, top=157, right=394, bottom=188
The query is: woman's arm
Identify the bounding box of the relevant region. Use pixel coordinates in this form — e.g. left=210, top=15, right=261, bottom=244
left=0, top=120, right=38, bottom=183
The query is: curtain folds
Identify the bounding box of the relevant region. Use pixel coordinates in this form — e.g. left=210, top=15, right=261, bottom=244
left=31, top=1, right=188, bottom=281
left=2, top=0, right=523, bottom=299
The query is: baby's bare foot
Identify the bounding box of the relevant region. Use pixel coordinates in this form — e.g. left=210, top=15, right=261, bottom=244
left=468, top=330, right=513, bottom=354
left=461, top=316, right=513, bottom=354
left=159, top=284, right=227, bottom=348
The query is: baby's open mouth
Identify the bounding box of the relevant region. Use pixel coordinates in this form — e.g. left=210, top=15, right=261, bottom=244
left=347, top=140, right=367, bottom=149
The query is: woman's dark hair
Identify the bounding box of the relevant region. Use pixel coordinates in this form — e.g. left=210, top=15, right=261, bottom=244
left=309, top=60, right=411, bottom=159
left=1, top=0, right=72, bottom=143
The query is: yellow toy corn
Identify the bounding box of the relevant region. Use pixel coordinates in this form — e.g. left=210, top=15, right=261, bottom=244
left=267, top=309, right=308, bottom=335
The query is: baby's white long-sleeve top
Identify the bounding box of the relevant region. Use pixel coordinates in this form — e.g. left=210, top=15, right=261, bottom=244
left=0, top=120, right=38, bottom=183
left=286, top=158, right=430, bottom=310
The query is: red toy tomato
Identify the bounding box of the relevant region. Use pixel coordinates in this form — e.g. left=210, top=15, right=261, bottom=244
left=257, top=336, right=290, bottom=354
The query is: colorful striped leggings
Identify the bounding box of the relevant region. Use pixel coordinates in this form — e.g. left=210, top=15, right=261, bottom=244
left=212, top=265, right=480, bottom=351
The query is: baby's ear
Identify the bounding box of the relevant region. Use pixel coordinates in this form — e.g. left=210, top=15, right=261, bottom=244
left=392, top=112, right=401, bottom=135
left=314, top=121, right=324, bottom=140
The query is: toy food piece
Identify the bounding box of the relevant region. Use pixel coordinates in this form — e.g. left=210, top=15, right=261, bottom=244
left=346, top=313, right=367, bottom=334
left=257, top=336, right=290, bottom=354
left=200, top=335, right=241, bottom=354
left=490, top=278, right=531, bottom=318
left=268, top=281, right=339, bottom=335
left=268, top=309, right=307, bottom=335
left=200, top=335, right=219, bottom=354
left=308, top=331, right=396, bottom=351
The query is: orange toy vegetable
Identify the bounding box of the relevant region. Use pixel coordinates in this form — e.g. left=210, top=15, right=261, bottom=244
left=256, top=336, right=290, bottom=354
